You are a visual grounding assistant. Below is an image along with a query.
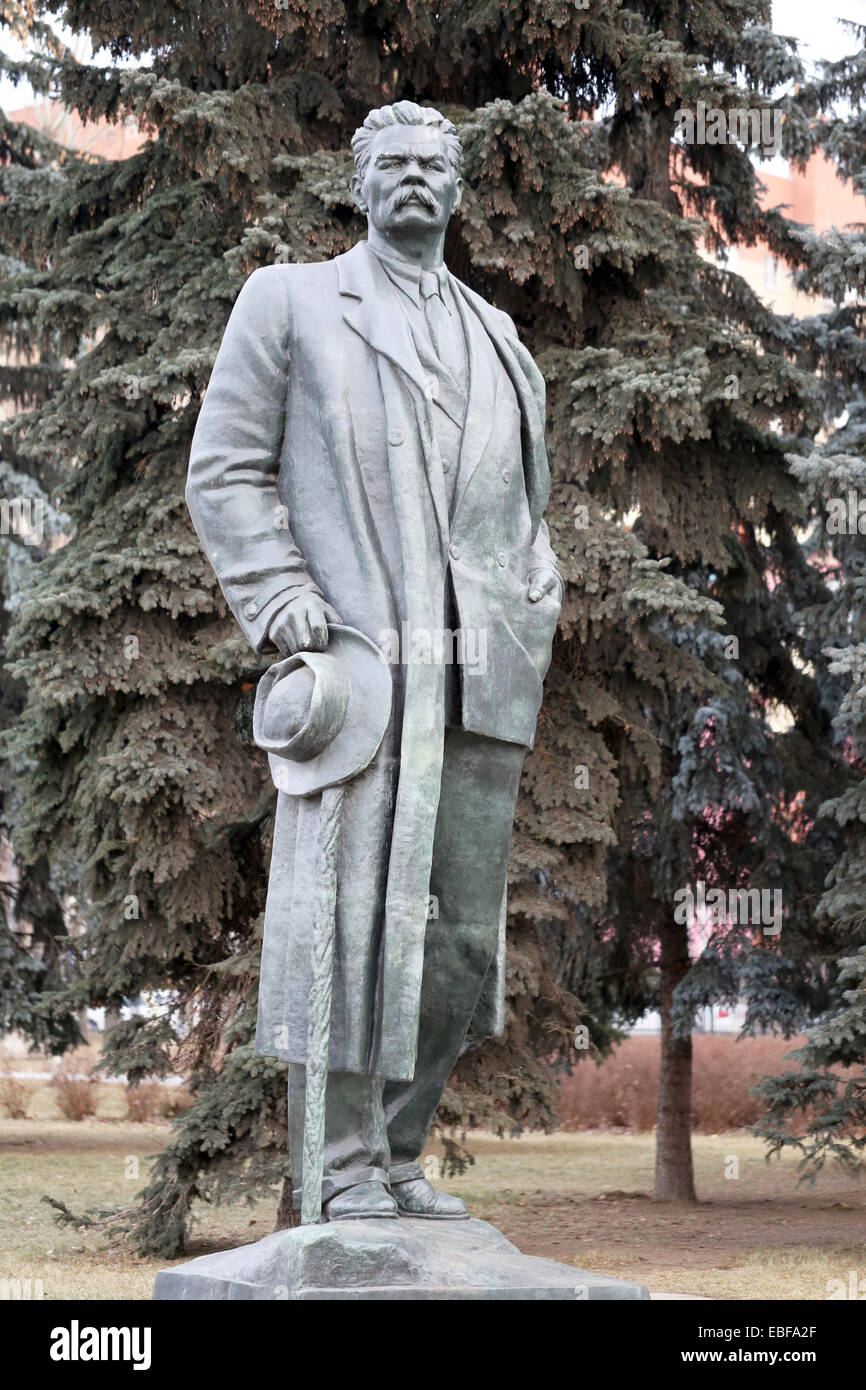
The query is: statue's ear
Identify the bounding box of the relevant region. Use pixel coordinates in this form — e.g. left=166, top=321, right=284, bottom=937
left=350, top=173, right=367, bottom=214
left=451, top=177, right=463, bottom=215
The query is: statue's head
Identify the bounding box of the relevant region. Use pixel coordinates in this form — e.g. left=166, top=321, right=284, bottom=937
left=350, top=101, right=463, bottom=241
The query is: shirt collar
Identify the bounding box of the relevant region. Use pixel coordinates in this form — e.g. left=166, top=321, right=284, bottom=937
left=370, top=244, right=449, bottom=307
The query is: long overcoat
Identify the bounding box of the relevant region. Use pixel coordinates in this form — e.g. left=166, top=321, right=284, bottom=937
left=186, top=240, right=561, bottom=1081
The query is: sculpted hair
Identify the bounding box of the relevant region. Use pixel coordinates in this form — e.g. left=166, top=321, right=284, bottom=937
left=351, top=101, right=463, bottom=178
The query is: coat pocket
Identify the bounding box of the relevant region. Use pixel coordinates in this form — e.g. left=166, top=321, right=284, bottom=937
left=507, top=587, right=561, bottom=683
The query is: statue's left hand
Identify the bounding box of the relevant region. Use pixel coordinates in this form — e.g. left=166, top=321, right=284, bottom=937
left=527, top=569, right=562, bottom=603
left=268, top=594, right=343, bottom=655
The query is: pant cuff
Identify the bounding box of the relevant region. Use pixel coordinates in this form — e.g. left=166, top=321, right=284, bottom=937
left=293, top=1164, right=389, bottom=1210
left=389, top=1160, right=425, bottom=1184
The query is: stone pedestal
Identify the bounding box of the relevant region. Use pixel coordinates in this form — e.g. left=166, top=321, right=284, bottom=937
left=152, top=1217, right=650, bottom=1301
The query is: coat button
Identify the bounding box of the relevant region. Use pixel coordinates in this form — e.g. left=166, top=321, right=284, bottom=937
left=449, top=543, right=460, bottom=561
left=244, top=600, right=259, bottom=618
left=425, top=377, right=438, bottom=401
left=497, top=551, right=507, bottom=567
left=442, top=460, right=451, bottom=473
left=502, top=468, right=511, bottom=484
left=388, top=429, right=404, bottom=446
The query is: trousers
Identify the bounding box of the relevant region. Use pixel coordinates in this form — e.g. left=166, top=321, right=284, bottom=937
left=289, top=721, right=526, bottom=1205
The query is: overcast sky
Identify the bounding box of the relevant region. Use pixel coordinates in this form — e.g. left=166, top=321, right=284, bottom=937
left=773, top=0, right=863, bottom=64
left=0, top=2, right=862, bottom=113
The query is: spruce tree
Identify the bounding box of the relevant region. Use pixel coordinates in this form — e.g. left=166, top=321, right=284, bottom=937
left=0, top=1, right=81, bottom=1051
left=2, top=0, right=843, bottom=1252
left=756, top=23, right=866, bottom=1176
left=529, top=0, right=844, bottom=1201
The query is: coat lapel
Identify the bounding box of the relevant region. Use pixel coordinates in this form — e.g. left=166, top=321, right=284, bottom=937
left=337, top=241, right=450, bottom=550
left=450, top=286, right=497, bottom=520
left=449, top=276, right=551, bottom=539
left=337, top=241, right=429, bottom=399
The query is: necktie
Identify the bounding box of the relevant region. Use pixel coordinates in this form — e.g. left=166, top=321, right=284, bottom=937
left=419, top=270, right=464, bottom=384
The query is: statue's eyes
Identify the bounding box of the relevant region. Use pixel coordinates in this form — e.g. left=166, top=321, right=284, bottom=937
left=375, top=156, right=446, bottom=171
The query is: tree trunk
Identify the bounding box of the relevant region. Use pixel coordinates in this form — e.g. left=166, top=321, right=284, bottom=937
left=627, top=99, right=680, bottom=214
left=274, top=1176, right=300, bottom=1231
left=653, top=916, right=697, bottom=1201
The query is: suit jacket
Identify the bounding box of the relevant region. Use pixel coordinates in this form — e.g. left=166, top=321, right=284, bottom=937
left=186, top=240, right=561, bottom=1080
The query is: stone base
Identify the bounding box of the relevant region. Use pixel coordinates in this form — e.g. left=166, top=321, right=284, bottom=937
left=152, top=1217, right=650, bottom=1301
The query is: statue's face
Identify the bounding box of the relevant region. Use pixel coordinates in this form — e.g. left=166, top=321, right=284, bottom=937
left=352, top=125, right=462, bottom=239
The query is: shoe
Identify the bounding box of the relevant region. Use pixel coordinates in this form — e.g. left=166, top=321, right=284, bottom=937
left=323, top=1180, right=398, bottom=1221
left=391, top=1176, right=470, bottom=1220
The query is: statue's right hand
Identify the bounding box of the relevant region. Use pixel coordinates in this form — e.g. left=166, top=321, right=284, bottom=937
left=268, top=595, right=342, bottom=655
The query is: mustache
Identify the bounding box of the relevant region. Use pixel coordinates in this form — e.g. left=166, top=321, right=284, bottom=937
left=389, top=185, right=438, bottom=214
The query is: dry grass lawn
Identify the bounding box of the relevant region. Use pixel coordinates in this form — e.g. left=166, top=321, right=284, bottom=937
left=1, top=1117, right=864, bottom=1301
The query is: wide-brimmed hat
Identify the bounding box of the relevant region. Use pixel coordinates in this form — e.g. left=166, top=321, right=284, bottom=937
left=252, top=624, right=392, bottom=796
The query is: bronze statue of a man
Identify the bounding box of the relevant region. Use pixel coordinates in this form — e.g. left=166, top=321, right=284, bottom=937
left=186, top=100, right=562, bottom=1222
